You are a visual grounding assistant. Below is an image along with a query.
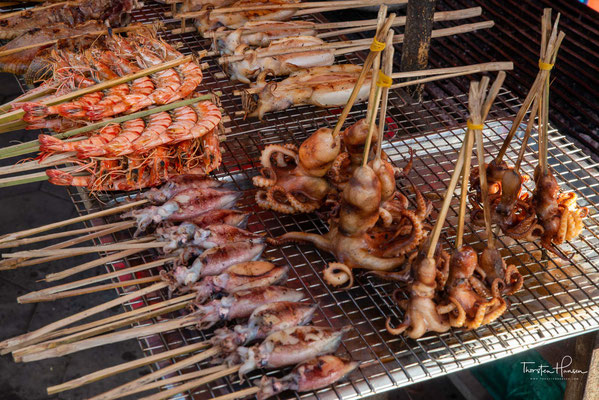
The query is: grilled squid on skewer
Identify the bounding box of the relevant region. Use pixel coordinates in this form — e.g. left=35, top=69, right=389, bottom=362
left=233, top=325, right=350, bottom=377
left=227, top=36, right=334, bottom=83
left=191, top=261, right=288, bottom=302
left=196, top=0, right=301, bottom=33
left=211, top=301, right=317, bottom=352
left=243, top=64, right=371, bottom=119
left=216, top=20, right=317, bottom=55
left=256, top=355, right=359, bottom=400
left=189, top=286, right=303, bottom=329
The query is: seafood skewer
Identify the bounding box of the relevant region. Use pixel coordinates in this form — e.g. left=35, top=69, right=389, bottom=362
left=202, top=356, right=359, bottom=400
left=15, top=286, right=303, bottom=362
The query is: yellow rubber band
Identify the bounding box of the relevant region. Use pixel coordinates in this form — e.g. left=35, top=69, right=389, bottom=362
left=376, top=70, right=392, bottom=88
left=539, top=60, right=554, bottom=71
left=370, top=39, right=386, bottom=52
left=467, top=120, right=484, bottom=130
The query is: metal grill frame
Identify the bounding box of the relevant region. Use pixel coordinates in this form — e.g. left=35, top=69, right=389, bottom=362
left=4, top=1, right=599, bottom=399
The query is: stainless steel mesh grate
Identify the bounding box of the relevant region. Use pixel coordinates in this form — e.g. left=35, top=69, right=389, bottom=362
left=6, top=1, right=599, bottom=399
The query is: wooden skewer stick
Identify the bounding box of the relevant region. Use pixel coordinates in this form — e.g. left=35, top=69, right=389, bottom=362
left=44, top=248, right=145, bottom=282
left=47, top=340, right=208, bottom=394
left=0, top=221, right=137, bottom=270
left=426, top=132, right=470, bottom=259
left=19, top=257, right=175, bottom=302
left=12, top=301, right=190, bottom=362
left=202, top=386, right=260, bottom=400
left=515, top=96, right=540, bottom=171
left=0, top=220, right=129, bottom=249
left=0, top=152, right=75, bottom=177
left=375, top=30, right=395, bottom=161
left=0, top=199, right=147, bottom=244
left=218, top=21, right=493, bottom=64
left=177, top=0, right=407, bottom=18
left=138, top=365, right=242, bottom=400
left=5, top=294, right=194, bottom=355
left=472, top=72, right=507, bottom=249
left=125, top=365, right=229, bottom=399
left=331, top=9, right=395, bottom=139
left=0, top=56, right=195, bottom=126
left=0, top=282, right=168, bottom=351
left=206, top=7, right=482, bottom=39
left=495, top=11, right=564, bottom=166
left=237, top=61, right=513, bottom=96
left=16, top=313, right=204, bottom=362
left=88, top=347, right=220, bottom=400
left=3, top=238, right=160, bottom=259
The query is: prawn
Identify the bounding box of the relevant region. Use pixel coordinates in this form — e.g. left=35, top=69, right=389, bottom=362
left=86, top=83, right=132, bottom=120
left=166, top=106, right=198, bottom=142
left=131, top=111, right=173, bottom=154
left=103, top=118, right=146, bottom=157
left=166, top=61, right=204, bottom=103
left=38, top=124, right=121, bottom=155
left=200, top=128, right=222, bottom=174
left=21, top=92, right=104, bottom=120
left=174, top=101, right=222, bottom=143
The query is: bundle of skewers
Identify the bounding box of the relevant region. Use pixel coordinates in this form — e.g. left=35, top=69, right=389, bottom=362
left=0, top=26, right=225, bottom=190
left=468, top=9, right=586, bottom=260
left=0, top=174, right=359, bottom=400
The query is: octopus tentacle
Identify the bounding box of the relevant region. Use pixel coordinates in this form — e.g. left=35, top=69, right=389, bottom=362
left=266, top=186, right=296, bottom=214
left=286, top=192, right=319, bottom=213
left=386, top=316, right=409, bottom=335
left=469, top=276, right=493, bottom=298
left=481, top=297, right=507, bottom=325
left=260, top=144, right=298, bottom=170
left=252, top=167, right=277, bottom=188
left=464, top=301, right=489, bottom=330
left=366, top=267, right=412, bottom=282
left=503, top=264, right=523, bottom=295
left=274, top=231, right=334, bottom=252
left=382, top=209, right=424, bottom=257
left=328, top=152, right=351, bottom=186
left=412, top=185, right=431, bottom=220
left=447, top=297, right=466, bottom=328
left=323, top=262, right=354, bottom=290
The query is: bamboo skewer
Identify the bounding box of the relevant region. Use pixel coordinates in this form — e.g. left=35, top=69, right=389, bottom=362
left=3, top=237, right=160, bottom=259
left=12, top=301, right=190, bottom=362
left=515, top=96, right=540, bottom=171
left=331, top=9, right=395, bottom=139
left=426, top=133, right=470, bottom=259
left=0, top=220, right=128, bottom=249
left=218, top=21, right=493, bottom=64
left=0, top=282, right=168, bottom=352
left=375, top=30, right=395, bottom=161
left=16, top=313, right=205, bottom=362
left=0, top=152, right=75, bottom=177
left=178, top=0, right=407, bottom=18
left=455, top=128, right=474, bottom=250
left=19, top=257, right=175, bottom=303
left=0, top=220, right=136, bottom=270
left=495, top=11, right=564, bottom=166
left=202, top=386, right=260, bottom=400
left=236, top=61, right=513, bottom=96
left=88, top=347, right=220, bottom=400
left=0, top=0, right=68, bottom=20
left=47, top=340, right=208, bottom=394
left=206, top=7, right=482, bottom=39
left=138, top=365, right=242, bottom=400
left=34, top=294, right=195, bottom=350
left=0, top=199, right=147, bottom=244
left=44, top=248, right=145, bottom=282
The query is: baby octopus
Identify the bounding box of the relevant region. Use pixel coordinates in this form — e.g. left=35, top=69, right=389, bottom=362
left=253, top=127, right=340, bottom=214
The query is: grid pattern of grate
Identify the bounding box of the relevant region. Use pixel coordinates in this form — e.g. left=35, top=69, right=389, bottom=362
left=5, top=1, right=599, bottom=399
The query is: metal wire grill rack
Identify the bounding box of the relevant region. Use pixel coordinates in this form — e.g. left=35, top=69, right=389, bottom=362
left=5, top=1, right=599, bottom=399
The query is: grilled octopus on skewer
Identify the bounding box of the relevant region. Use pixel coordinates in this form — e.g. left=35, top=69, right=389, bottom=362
left=436, top=246, right=507, bottom=330
left=253, top=127, right=340, bottom=214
